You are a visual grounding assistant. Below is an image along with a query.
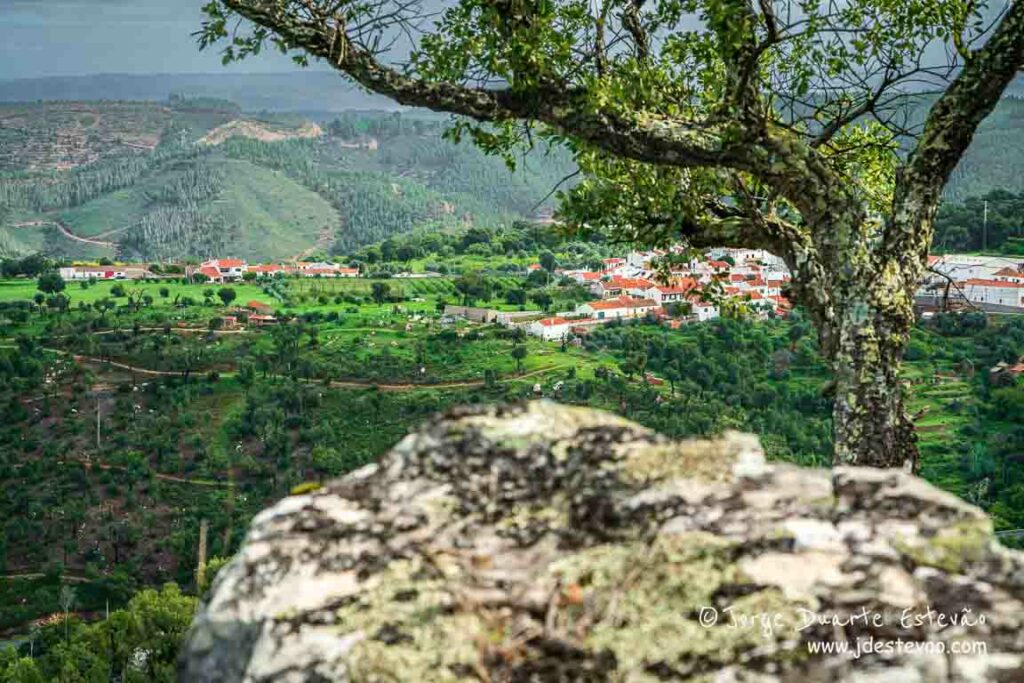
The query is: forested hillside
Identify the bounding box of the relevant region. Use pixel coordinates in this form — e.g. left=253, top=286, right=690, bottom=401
left=945, top=96, right=1024, bottom=200
left=0, top=100, right=574, bottom=261
left=933, top=188, right=1024, bottom=254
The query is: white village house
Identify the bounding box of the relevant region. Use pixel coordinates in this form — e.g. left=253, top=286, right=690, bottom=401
left=59, top=266, right=127, bottom=281
left=962, top=279, right=1024, bottom=309
left=200, top=259, right=248, bottom=281
left=528, top=317, right=577, bottom=341
left=576, top=296, right=659, bottom=320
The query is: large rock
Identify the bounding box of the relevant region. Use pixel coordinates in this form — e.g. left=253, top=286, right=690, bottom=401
left=180, top=401, right=1024, bottom=681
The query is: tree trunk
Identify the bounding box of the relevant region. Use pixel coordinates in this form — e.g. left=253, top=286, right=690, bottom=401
left=829, top=286, right=918, bottom=470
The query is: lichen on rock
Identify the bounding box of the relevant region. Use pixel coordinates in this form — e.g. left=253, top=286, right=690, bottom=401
left=179, top=401, right=1024, bottom=682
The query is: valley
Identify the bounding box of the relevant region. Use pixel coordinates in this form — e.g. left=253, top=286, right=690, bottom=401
left=2, top=75, right=1024, bottom=679
left=1, top=229, right=1023, bottom=647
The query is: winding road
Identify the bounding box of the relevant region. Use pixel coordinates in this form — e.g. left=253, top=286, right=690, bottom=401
left=10, top=218, right=116, bottom=248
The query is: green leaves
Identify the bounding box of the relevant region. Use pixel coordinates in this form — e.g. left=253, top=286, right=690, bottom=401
left=194, top=0, right=1004, bottom=260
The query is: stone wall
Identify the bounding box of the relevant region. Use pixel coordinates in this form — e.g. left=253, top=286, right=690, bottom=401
left=180, top=401, right=1024, bottom=682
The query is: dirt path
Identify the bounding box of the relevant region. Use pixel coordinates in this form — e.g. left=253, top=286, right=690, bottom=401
left=326, top=378, right=485, bottom=391
left=51, top=219, right=116, bottom=248
left=10, top=218, right=115, bottom=248
left=68, top=352, right=563, bottom=390
left=0, top=573, right=90, bottom=583
left=6, top=455, right=232, bottom=488
left=58, top=326, right=248, bottom=337
left=70, top=458, right=231, bottom=487
left=291, top=225, right=336, bottom=262
left=74, top=355, right=180, bottom=376
left=89, top=225, right=133, bottom=240
left=75, top=354, right=485, bottom=388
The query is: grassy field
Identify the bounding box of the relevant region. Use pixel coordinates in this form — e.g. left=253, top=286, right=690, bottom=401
left=286, top=276, right=459, bottom=302
left=0, top=279, right=273, bottom=307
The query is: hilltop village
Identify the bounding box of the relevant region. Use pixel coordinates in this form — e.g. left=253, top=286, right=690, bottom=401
left=515, top=247, right=792, bottom=340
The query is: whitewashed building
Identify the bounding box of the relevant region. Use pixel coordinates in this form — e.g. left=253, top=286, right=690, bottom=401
left=576, top=296, right=659, bottom=320
left=963, top=279, right=1024, bottom=309
left=201, top=259, right=248, bottom=280
left=528, top=317, right=576, bottom=341
left=690, top=300, right=720, bottom=322
left=59, top=266, right=126, bottom=281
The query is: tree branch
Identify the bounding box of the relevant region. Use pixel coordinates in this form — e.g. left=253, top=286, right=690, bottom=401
left=219, top=1, right=820, bottom=190
left=620, top=0, right=649, bottom=62
left=886, top=0, right=1024, bottom=266
left=217, top=0, right=855, bottom=241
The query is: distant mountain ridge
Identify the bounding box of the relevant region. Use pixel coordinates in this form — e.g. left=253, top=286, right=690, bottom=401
left=0, top=100, right=574, bottom=261
left=0, top=72, right=401, bottom=112
left=4, top=73, right=1024, bottom=263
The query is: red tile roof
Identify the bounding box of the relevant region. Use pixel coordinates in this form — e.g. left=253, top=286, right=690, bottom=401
left=213, top=259, right=246, bottom=268
left=199, top=266, right=221, bottom=280
left=538, top=317, right=571, bottom=326
left=993, top=267, right=1024, bottom=278
left=654, top=285, right=693, bottom=295
left=586, top=297, right=657, bottom=310
left=673, top=277, right=698, bottom=290
left=609, top=277, right=655, bottom=289
left=965, top=278, right=1024, bottom=288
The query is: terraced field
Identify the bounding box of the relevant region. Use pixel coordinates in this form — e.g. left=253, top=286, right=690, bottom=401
left=0, top=102, right=174, bottom=172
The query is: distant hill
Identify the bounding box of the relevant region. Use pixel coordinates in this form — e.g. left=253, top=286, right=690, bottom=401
left=0, top=72, right=400, bottom=112
left=944, top=96, right=1024, bottom=201
left=6, top=76, right=1023, bottom=261
left=0, top=100, right=574, bottom=261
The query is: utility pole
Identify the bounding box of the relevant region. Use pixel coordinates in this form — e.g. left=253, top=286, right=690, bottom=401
left=196, top=519, right=209, bottom=592
left=983, top=200, right=989, bottom=253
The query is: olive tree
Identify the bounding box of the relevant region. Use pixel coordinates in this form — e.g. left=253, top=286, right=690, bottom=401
left=200, top=0, right=1024, bottom=468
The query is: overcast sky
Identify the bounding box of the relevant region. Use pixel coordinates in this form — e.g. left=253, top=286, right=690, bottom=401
left=0, top=0, right=302, bottom=79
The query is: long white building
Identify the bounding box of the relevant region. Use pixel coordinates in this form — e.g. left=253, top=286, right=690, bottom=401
left=962, top=279, right=1024, bottom=309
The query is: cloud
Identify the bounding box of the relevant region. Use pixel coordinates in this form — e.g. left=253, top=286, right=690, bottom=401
left=0, top=0, right=302, bottom=78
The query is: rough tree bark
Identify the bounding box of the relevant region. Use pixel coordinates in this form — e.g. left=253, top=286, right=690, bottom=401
left=204, top=0, right=1024, bottom=468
